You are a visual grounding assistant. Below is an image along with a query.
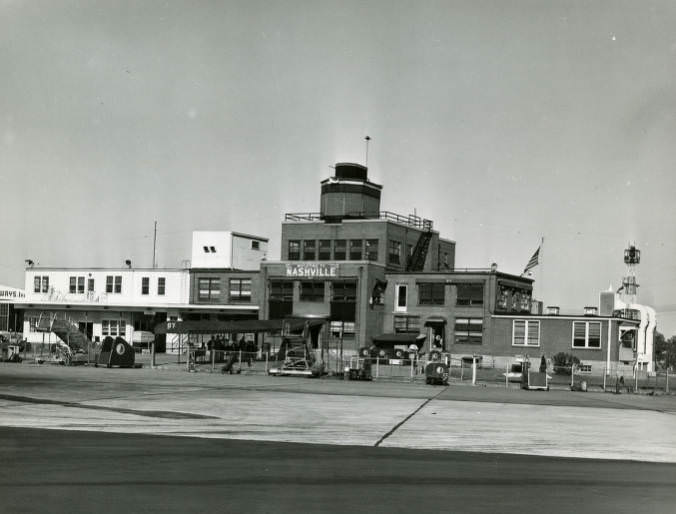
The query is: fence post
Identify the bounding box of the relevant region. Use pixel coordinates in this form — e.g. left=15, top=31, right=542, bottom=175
left=151, top=342, right=156, bottom=369
left=666, top=369, right=670, bottom=393
left=472, top=356, right=477, bottom=386
left=460, top=360, right=464, bottom=381
left=265, top=351, right=269, bottom=374
left=570, top=364, right=575, bottom=389
left=603, top=364, right=606, bottom=392
left=375, top=357, right=379, bottom=379
left=211, top=347, right=215, bottom=373
left=410, top=357, right=414, bottom=381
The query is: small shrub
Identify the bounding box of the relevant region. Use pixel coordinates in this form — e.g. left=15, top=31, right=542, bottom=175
left=552, top=352, right=580, bottom=375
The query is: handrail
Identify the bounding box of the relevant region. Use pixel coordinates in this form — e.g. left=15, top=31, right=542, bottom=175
left=284, top=211, right=433, bottom=230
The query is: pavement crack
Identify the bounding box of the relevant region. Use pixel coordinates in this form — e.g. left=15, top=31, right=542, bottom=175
left=374, top=386, right=448, bottom=447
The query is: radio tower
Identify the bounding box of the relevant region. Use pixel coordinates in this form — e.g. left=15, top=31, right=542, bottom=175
left=620, top=243, right=640, bottom=307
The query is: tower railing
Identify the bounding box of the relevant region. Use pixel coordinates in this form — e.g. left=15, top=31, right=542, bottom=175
left=284, top=211, right=433, bottom=230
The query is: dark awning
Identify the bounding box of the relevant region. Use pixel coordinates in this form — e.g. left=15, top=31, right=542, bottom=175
left=372, top=333, right=427, bottom=345
left=424, top=316, right=447, bottom=326
left=154, top=317, right=326, bottom=335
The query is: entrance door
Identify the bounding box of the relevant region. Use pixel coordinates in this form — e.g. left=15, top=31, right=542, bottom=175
left=78, top=322, right=94, bottom=341
left=426, top=322, right=446, bottom=351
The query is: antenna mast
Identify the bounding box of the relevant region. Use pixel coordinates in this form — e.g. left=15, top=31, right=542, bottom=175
left=152, top=220, right=157, bottom=268
left=364, top=136, right=371, bottom=167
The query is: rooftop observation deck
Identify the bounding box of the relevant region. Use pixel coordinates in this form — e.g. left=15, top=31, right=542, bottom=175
left=284, top=211, right=433, bottom=231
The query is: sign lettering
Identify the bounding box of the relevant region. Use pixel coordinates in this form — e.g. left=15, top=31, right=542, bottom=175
left=285, top=264, right=339, bottom=278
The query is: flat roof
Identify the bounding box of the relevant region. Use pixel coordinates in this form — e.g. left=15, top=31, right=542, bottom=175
left=24, top=267, right=188, bottom=272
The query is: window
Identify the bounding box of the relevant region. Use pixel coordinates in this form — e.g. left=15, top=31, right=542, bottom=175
left=28, top=316, right=39, bottom=332
left=41, top=276, right=49, bottom=293
left=330, top=281, right=357, bottom=321
left=288, top=240, right=300, bottom=261
left=34, top=277, right=41, bottom=293
left=395, top=284, right=407, bottom=311
left=394, top=315, right=420, bottom=333
left=303, top=240, right=316, bottom=260
left=251, top=240, right=260, bottom=250
left=300, top=281, right=324, bottom=302
left=269, top=280, right=294, bottom=318
left=572, top=321, right=601, bottom=349
left=334, top=240, right=346, bottom=260
left=198, top=277, right=221, bottom=301
left=157, top=277, right=165, bottom=296
left=87, top=278, right=94, bottom=292
left=107, top=275, right=122, bottom=293
left=102, top=320, right=126, bottom=337
left=141, top=277, right=149, bottom=295
left=229, top=278, right=252, bottom=301
left=456, top=283, right=484, bottom=306
left=388, top=240, right=402, bottom=265
left=512, top=320, right=540, bottom=347
left=332, top=281, right=357, bottom=302
left=454, top=318, right=483, bottom=344
left=330, top=321, right=355, bottom=339
left=318, top=240, right=331, bottom=260
left=210, top=246, right=216, bottom=253
left=418, top=283, right=445, bottom=305
left=70, top=276, right=77, bottom=294
left=270, top=281, right=293, bottom=301
left=365, top=239, right=378, bottom=261
left=349, top=239, right=363, bottom=260
left=77, top=277, right=85, bottom=294
left=203, top=246, right=209, bottom=253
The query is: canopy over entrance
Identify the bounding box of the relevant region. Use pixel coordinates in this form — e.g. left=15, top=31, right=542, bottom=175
left=154, top=317, right=325, bottom=335
left=372, top=333, right=427, bottom=345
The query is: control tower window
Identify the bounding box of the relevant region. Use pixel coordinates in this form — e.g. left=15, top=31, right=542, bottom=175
left=388, top=240, right=402, bottom=265
left=303, top=240, right=316, bottom=260
left=318, top=240, right=331, bottom=260
left=366, top=239, right=379, bottom=261
left=288, top=240, right=300, bottom=261
left=349, top=240, right=363, bottom=260
left=334, top=240, right=346, bottom=260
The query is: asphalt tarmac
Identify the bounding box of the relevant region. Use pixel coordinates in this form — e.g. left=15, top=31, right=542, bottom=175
left=2, top=426, right=676, bottom=514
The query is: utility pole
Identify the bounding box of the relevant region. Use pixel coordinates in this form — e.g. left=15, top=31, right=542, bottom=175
left=152, top=220, right=157, bottom=268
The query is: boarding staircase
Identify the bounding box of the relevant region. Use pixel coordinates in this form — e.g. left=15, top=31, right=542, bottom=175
left=406, top=226, right=433, bottom=272
left=36, top=313, right=93, bottom=365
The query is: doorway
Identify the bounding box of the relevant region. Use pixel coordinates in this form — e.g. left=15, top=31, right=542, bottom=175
left=78, top=322, right=94, bottom=341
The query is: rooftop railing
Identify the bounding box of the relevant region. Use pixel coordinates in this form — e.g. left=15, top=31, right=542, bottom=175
left=284, top=211, right=433, bottom=230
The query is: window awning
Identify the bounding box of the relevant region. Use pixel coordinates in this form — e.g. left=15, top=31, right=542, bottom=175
left=372, top=333, right=427, bottom=345
left=424, top=316, right=447, bottom=326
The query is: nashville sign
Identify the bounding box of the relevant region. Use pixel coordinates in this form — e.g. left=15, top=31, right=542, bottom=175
left=286, top=264, right=339, bottom=278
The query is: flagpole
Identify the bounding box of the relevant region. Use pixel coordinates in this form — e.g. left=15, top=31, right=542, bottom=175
left=540, top=236, right=544, bottom=305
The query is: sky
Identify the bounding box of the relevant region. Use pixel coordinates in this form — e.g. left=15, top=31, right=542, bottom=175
left=1, top=0, right=675, bottom=334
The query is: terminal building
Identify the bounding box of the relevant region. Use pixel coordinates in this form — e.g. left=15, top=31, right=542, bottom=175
left=17, top=231, right=268, bottom=353
left=13, top=161, right=653, bottom=374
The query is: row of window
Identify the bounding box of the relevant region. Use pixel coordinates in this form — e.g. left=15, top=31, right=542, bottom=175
left=395, top=283, right=484, bottom=309
left=393, top=315, right=484, bottom=344
left=269, top=280, right=357, bottom=303
left=512, top=320, right=601, bottom=349
left=391, top=317, right=602, bottom=349
left=26, top=316, right=125, bottom=336
left=288, top=239, right=379, bottom=261
left=34, top=275, right=168, bottom=296
left=198, top=278, right=252, bottom=302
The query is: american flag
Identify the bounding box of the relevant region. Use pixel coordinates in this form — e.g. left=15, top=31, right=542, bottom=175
left=523, top=247, right=540, bottom=274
